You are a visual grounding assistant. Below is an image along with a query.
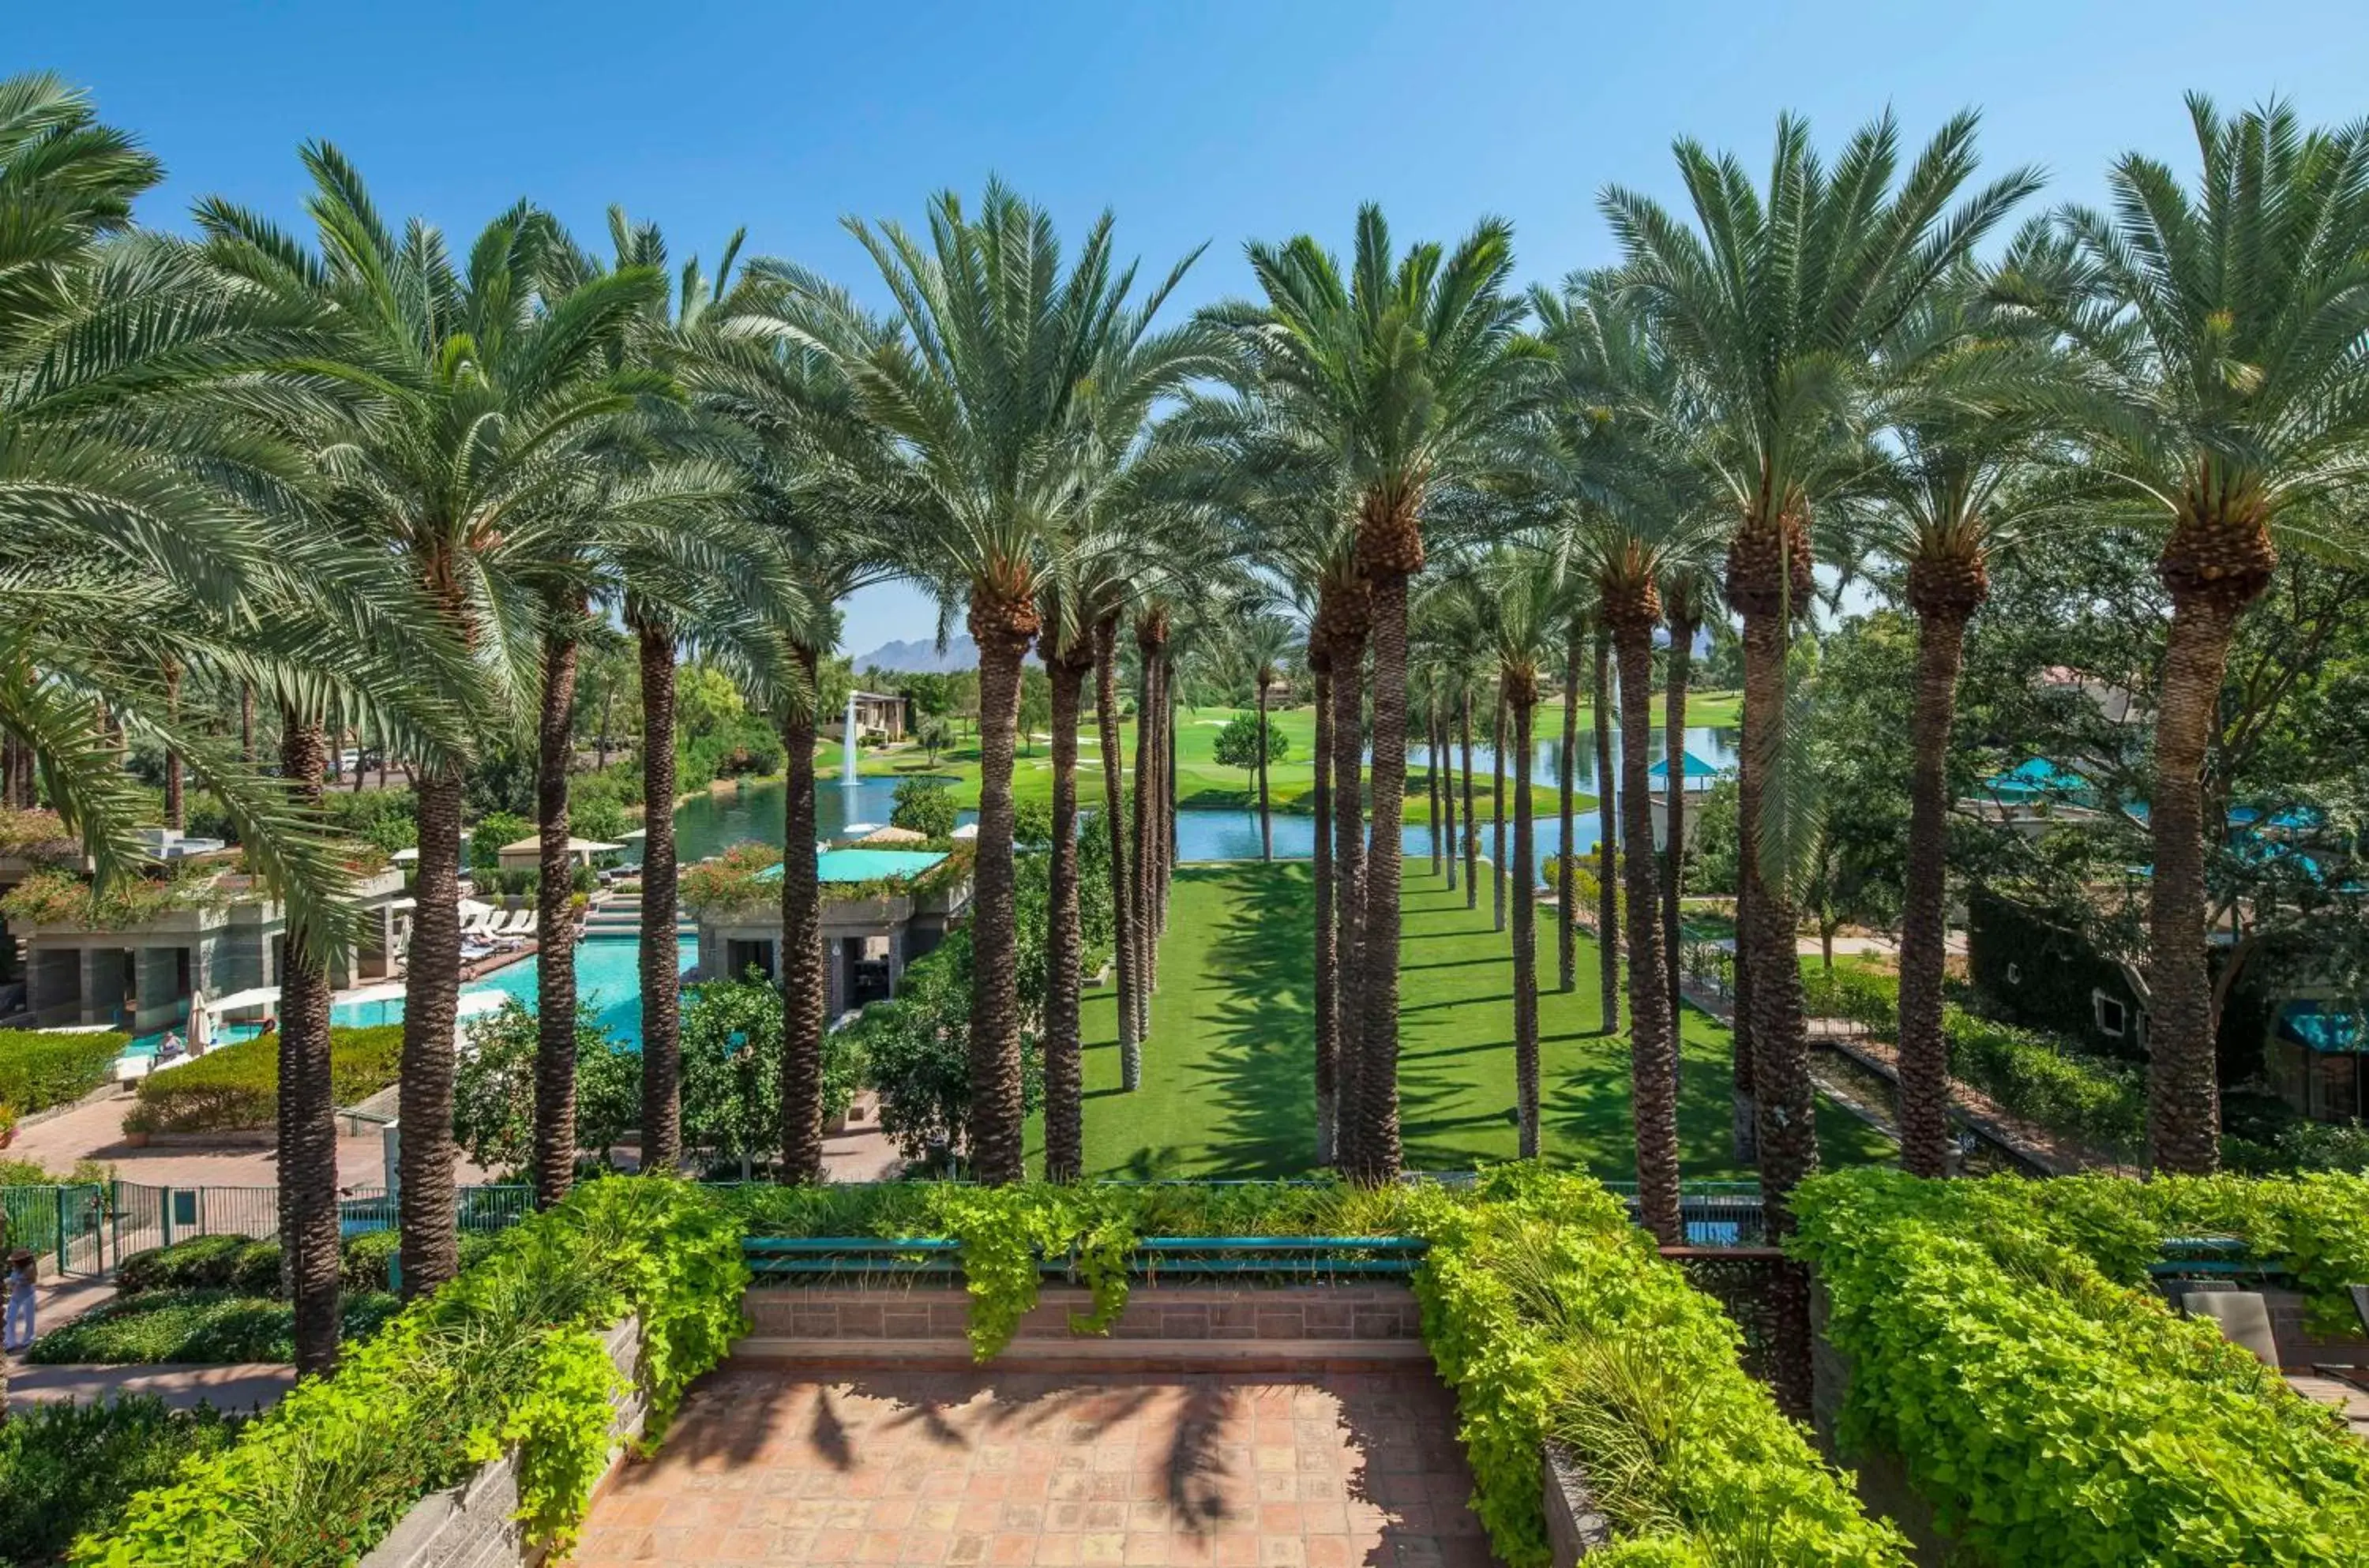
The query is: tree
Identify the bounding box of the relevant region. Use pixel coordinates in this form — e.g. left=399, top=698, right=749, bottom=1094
left=891, top=776, right=959, bottom=838
left=1215, top=207, right=1544, bottom=1182
left=1221, top=612, right=1300, bottom=861
left=678, top=971, right=861, bottom=1177
left=1995, top=98, right=2369, bottom=1172
left=917, top=715, right=952, bottom=765
left=1605, top=111, right=2036, bottom=1240
left=1212, top=714, right=1291, bottom=790
left=200, top=149, right=675, bottom=1292
left=768, top=182, right=1218, bottom=1184
left=452, top=1000, right=638, bottom=1176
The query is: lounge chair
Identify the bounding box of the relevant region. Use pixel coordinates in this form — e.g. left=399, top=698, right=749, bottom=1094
left=503, top=910, right=536, bottom=937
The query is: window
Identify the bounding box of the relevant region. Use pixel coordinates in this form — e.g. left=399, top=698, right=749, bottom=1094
left=2093, top=989, right=2128, bottom=1038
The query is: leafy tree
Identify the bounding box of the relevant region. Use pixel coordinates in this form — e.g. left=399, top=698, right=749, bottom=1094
left=678, top=971, right=861, bottom=1176
left=891, top=778, right=959, bottom=838
left=468, top=812, right=527, bottom=876
left=1211, top=714, right=1290, bottom=781
left=450, top=1001, right=636, bottom=1176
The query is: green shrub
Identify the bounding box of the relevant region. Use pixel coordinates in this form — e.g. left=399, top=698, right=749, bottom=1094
left=77, top=1176, right=750, bottom=1566
left=467, top=810, right=527, bottom=873
left=27, top=1289, right=400, bottom=1366
left=122, top=1024, right=404, bottom=1134
left=1797, top=962, right=1900, bottom=1035
left=890, top=775, right=959, bottom=838
left=1406, top=1167, right=1905, bottom=1568
left=115, top=1235, right=281, bottom=1296
left=1792, top=1169, right=2369, bottom=1566
left=0, top=1029, right=126, bottom=1114
left=0, top=1397, right=242, bottom=1568
left=1941, top=1005, right=2146, bottom=1157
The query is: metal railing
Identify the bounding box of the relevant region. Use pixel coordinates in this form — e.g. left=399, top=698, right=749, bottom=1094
left=743, top=1234, right=1430, bottom=1282
left=0, top=1183, right=107, bottom=1274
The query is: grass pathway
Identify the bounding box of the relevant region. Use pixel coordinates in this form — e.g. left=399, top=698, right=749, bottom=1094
left=1025, top=861, right=1893, bottom=1180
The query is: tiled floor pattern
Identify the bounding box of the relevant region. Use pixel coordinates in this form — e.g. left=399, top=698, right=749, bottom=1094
left=578, top=1367, right=1495, bottom=1566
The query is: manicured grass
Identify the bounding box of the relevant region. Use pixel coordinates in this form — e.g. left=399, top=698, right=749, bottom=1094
left=1025, top=859, right=1894, bottom=1180
left=845, top=689, right=1741, bottom=822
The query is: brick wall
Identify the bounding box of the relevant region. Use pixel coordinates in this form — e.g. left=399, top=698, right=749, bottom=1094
left=736, top=1281, right=1427, bottom=1369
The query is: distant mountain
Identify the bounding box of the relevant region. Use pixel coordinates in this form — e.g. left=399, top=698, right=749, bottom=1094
left=852, top=634, right=977, bottom=674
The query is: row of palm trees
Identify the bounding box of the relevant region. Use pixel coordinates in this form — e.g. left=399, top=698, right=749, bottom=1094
left=11, top=69, right=2367, bottom=1374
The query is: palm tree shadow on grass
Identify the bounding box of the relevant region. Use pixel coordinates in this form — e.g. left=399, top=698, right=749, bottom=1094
left=1168, top=864, right=1322, bottom=1177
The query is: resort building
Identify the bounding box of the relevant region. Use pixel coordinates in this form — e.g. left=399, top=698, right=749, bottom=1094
left=685, top=846, right=971, bottom=1019
left=833, top=689, right=909, bottom=745
left=1, top=835, right=411, bottom=1032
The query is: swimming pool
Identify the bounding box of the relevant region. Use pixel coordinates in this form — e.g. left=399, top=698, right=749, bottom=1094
left=455, top=935, right=696, bottom=1048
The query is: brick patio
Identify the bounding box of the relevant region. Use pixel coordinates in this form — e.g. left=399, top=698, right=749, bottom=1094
left=576, top=1366, right=1496, bottom=1566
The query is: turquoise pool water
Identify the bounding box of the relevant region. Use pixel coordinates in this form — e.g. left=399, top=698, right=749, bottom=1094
left=458, top=935, right=698, bottom=1048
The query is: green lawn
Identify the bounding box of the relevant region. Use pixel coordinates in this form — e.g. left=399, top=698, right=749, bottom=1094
left=1024, top=859, right=1894, bottom=1180
left=845, top=689, right=1740, bottom=823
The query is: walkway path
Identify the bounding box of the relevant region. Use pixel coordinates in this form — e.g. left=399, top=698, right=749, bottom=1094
left=8, top=1360, right=294, bottom=1412
left=578, top=1366, right=1491, bottom=1566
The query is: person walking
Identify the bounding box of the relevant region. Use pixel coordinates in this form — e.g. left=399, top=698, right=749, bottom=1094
left=4, top=1249, right=36, bottom=1352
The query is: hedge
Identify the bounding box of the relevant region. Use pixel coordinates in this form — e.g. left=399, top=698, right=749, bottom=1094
left=26, top=1288, right=402, bottom=1365
left=1791, top=1169, right=2369, bottom=1566
left=1793, top=963, right=2147, bottom=1159
left=111, top=1229, right=505, bottom=1300
left=1406, top=1168, right=1905, bottom=1567
left=0, top=1398, right=242, bottom=1568
left=0, top=1028, right=126, bottom=1114
left=730, top=1175, right=1904, bottom=1565
left=76, top=1176, right=749, bottom=1566
left=122, top=1024, right=404, bottom=1134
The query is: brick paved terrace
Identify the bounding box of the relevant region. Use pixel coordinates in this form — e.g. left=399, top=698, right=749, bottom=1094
left=577, top=1367, right=1494, bottom=1567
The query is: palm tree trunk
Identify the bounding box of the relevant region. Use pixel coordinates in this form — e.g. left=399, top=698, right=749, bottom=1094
left=1460, top=691, right=1477, bottom=910
left=278, top=711, right=340, bottom=1375
left=1738, top=603, right=1815, bottom=1215
left=1731, top=851, right=1758, bottom=1163
left=1661, top=608, right=1695, bottom=1049
left=1257, top=679, right=1273, bottom=862
left=1441, top=688, right=1458, bottom=894
left=1162, top=658, right=1177, bottom=915
left=1093, top=616, right=1138, bottom=1093
left=399, top=763, right=464, bottom=1297
left=1127, top=622, right=1159, bottom=1078
left=1614, top=610, right=1681, bottom=1244
left=635, top=620, right=681, bottom=1172
left=2147, top=590, right=2243, bottom=1174
left=239, top=685, right=255, bottom=767
left=1509, top=673, right=1540, bottom=1158
left=1311, top=650, right=1338, bottom=1167
left=1558, top=634, right=1579, bottom=992
left=1353, top=569, right=1410, bottom=1183
left=1490, top=686, right=1506, bottom=935
left=1331, top=625, right=1368, bottom=1176
left=162, top=662, right=183, bottom=831
left=532, top=624, right=581, bottom=1208
left=1426, top=701, right=1442, bottom=876
left=1897, top=587, right=1976, bottom=1179
left=778, top=646, right=825, bottom=1184
left=1593, top=631, right=1620, bottom=1032
left=1042, top=645, right=1088, bottom=1181
left=965, top=593, right=1034, bottom=1184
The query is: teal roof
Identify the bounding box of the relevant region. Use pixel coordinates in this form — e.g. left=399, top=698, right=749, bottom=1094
left=755, top=847, right=948, bottom=885
left=1649, top=751, right=1722, bottom=781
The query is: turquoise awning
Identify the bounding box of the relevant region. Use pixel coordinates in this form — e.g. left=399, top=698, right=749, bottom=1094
left=1648, top=751, right=1721, bottom=782
left=755, top=848, right=948, bottom=885
left=2277, top=1000, right=2364, bottom=1055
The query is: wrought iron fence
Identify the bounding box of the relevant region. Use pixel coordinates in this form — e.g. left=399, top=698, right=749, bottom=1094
left=105, top=1180, right=535, bottom=1268
left=0, top=1183, right=107, bottom=1275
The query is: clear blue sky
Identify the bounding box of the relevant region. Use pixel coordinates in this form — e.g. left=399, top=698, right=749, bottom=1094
left=18, top=0, right=2364, bottom=657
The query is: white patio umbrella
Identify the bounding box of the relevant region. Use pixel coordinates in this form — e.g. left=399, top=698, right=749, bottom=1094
left=187, top=991, right=213, bottom=1050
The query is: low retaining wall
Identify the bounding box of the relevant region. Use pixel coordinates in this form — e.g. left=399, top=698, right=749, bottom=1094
left=1541, top=1441, right=1615, bottom=1565
left=737, top=1280, right=1428, bottom=1370
left=358, top=1315, right=645, bottom=1568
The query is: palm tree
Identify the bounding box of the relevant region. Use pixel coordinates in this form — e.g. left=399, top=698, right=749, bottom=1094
left=1848, top=274, right=2054, bottom=1176
left=1216, top=208, right=1540, bottom=1182
left=768, top=182, right=1218, bottom=1182
left=1605, top=111, right=2037, bottom=1228
left=1995, top=98, right=2369, bottom=1173
left=1461, top=550, right=1561, bottom=1156
left=200, top=148, right=674, bottom=1288
left=1231, top=612, right=1300, bottom=861
left=1659, top=567, right=1709, bottom=1039
left=1590, top=621, right=1619, bottom=1027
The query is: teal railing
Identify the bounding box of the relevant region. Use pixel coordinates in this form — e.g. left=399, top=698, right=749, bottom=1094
left=743, top=1234, right=1429, bottom=1280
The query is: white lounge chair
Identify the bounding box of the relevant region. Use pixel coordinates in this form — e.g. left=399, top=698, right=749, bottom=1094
left=502, top=910, right=536, bottom=937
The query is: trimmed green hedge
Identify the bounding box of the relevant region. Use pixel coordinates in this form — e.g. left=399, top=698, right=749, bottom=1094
left=1792, top=1169, right=2369, bottom=1566
left=76, top=1176, right=749, bottom=1566
left=109, top=1230, right=505, bottom=1304
left=1793, top=963, right=2147, bottom=1158
left=122, top=1024, right=403, bottom=1134
left=0, top=1028, right=126, bottom=1114
left=27, top=1289, right=402, bottom=1365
